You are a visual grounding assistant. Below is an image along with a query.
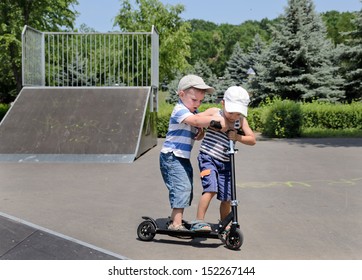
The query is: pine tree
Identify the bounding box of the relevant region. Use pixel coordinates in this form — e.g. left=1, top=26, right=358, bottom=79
left=339, top=2, right=362, bottom=101
left=244, top=34, right=266, bottom=99
left=192, top=60, right=219, bottom=103
left=247, top=34, right=266, bottom=71
left=250, top=0, right=345, bottom=103
left=55, top=57, right=98, bottom=86
left=224, top=36, right=266, bottom=101
left=226, top=42, right=251, bottom=85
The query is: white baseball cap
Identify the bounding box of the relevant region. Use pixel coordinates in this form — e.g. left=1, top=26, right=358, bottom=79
left=223, top=86, right=250, bottom=117
left=178, top=74, right=214, bottom=93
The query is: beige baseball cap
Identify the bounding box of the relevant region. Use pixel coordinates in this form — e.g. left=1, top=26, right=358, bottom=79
left=178, top=74, right=214, bottom=93
left=223, top=86, right=250, bottom=117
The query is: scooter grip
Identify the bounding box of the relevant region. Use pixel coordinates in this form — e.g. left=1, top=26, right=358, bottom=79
left=209, top=120, right=222, bottom=130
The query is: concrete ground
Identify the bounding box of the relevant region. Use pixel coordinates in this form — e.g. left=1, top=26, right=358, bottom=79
left=0, top=137, right=361, bottom=260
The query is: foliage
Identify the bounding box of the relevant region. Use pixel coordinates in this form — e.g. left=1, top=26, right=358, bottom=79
left=188, top=19, right=275, bottom=77
left=226, top=42, right=251, bottom=85
left=155, top=98, right=362, bottom=138
left=246, top=107, right=263, bottom=132
left=157, top=99, right=172, bottom=137
left=114, top=0, right=191, bottom=83
left=0, top=0, right=360, bottom=106
left=188, top=21, right=222, bottom=72
left=261, top=99, right=302, bottom=138
left=227, top=34, right=266, bottom=93
left=55, top=57, right=98, bottom=86
left=301, top=101, right=362, bottom=129
left=249, top=0, right=345, bottom=104
left=338, top=6, right=362, bottom=102
left=0, top=103, right=10, bottom=120
left=322, top=11, right=356, bottom=45
left=165, top=72, right=182, bottom=104
left=0, top=0, right=78, bottom=101
left=48, top=33, right=146, bottom=87
left=156, top=113, right=170, bottom=138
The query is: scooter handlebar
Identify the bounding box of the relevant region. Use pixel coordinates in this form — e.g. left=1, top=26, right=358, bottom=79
left=209, top=120, right=222, bottom=130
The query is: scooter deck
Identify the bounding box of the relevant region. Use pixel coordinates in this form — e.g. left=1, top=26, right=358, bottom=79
left=149, top=217, right=223, bottom=239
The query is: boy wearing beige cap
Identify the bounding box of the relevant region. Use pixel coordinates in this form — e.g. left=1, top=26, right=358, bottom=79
left=192, top=86, right=256, bottom=232
left=160, top=75, right=225, bottom=232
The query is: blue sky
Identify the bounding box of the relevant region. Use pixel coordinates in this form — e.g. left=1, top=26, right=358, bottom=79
left=74, top=0, right=361, bottom=32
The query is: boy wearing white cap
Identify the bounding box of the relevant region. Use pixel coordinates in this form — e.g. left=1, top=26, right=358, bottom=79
left=160, top=75, right=225, bottom=232
left=191, top=86, right=256, bottom=232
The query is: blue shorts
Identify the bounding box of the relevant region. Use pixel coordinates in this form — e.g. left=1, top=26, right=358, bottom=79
left=160, top=152, right=193, bottom=208
left=198, top=152, right=231, bottom=201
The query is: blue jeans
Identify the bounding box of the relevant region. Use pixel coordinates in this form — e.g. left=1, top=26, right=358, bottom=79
left=160, top=152, right=193, bottom=208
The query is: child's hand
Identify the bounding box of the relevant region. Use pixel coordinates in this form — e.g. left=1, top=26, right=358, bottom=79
left=214, top=116, right=226, bottom=131
left=194, top=128, right=205, bottom=140
left=227, top=130, right=238, bottom=141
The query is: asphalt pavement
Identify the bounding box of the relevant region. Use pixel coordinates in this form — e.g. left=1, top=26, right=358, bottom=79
left=1, top=137, right=361, bottom=260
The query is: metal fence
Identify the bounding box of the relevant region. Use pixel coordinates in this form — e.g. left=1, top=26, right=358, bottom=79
left=22, top=25, right=159, bottom=88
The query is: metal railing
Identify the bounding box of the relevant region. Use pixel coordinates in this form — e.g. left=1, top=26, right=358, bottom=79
left=22, top=25, right=159, bottom=88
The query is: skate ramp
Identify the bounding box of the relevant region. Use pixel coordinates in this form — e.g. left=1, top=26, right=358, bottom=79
left=0, top=87, right=157, bottom=162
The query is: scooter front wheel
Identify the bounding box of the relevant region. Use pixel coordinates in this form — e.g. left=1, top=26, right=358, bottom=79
left=137, top=220, right=156, bottom=241
left=225, top=228, right=243, bottom=250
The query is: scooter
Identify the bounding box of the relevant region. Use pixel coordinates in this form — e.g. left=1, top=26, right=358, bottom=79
left=137, top=121, right=244, bottom=250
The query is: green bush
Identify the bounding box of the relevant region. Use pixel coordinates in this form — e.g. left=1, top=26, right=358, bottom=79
left=261, top=100, right=302, bottom=138
left=247, top=107, right=263, bottom=132
left=0, top=103, right=10, bottom=121
left=157, top=101, right=172, bottom=137
left=157, top=113, right=171, bottom=138
left=302, top=101, right=362, bottom=130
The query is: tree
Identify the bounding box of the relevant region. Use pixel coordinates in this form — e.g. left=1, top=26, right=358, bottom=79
left=55, top=56, right=98, bottom=86
left=114, top=0, right=191, bottom=84
left=207, top=32, right=268, bottom=100
left=338, top=2, right=362, bottom=102
left=188, top=28, right=222, bottom=72
left=226, top=42, right=252, bottom=86
left=0, top=0, right=78, bottom=102
left=242, top=34, right=266, bottom=97
left=187, top=19, right=274, bottom=78
left=192, top=60, right=219, bottom=103
left=250, top=0, right=345, bottom=103
left=247, top=34, right=267, bottom=68
left=322, top=11, right=356, bottom=45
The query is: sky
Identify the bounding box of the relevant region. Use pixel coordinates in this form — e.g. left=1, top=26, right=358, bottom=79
left=74, top=0, right=361, bottom=32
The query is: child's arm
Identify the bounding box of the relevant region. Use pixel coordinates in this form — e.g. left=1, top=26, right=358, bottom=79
left=183, top=108, right=225, bottom=128
left=228, top=117, right=256, bottom=146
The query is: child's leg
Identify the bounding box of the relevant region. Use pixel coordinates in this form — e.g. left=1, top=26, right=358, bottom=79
left=220, top=200, right=231, bottom=221
left=196, top=192, right=216, bottom=221
left=171, top=208, right=184, bottom=226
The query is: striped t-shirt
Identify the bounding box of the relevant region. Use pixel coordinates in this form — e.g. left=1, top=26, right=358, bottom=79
left=161, top=100, right=198, bottom=159
left=200, top=129, right=230, bottom=162
left=199, top=110, right=240, bottom=162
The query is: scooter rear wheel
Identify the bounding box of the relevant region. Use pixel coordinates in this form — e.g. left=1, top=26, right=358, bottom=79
left=225, top=228, right=243, bottom=250
left=137, top=220, right=156, bottom=241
